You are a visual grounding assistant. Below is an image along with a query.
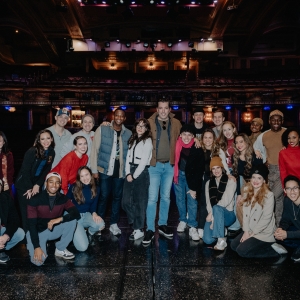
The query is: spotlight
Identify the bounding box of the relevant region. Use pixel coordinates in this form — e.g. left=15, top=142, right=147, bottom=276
left=225, top=106, right=231, bottom=110
left=104, top=41, right=110, bottom=48
left=167, top=42, right=173, bottom=48
left=143, top=42, right=149, bottom=48
left=150, top=0, right=154, bottom=3
left=120, top=106, right=127, bottom=110
left=172, top=105, right=179, bottom=110
left=263, top=106, right=271, bottom=111
left=287, top=105, right=293, bottom=110
left=188, top=41, right=194, bottom=48
left=125, top=42, right=131, bottom=48
left=178, top=39, right=182, bottom=42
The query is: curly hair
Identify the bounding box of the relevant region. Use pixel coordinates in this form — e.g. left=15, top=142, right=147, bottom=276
left=281, top=127, right=300, bottom=148
left=72, top=166, right=97, bottom=204
left=33, top=129, right=55, bottom=159
left=128, top=118, right=152, bottom=149
left=200, top=128, right=221, bottom=157
left=242, top=181, right=270, bottom=209
left=218, top=121, right=238, bottom=153
left=232, top=133, right=254, bottom=178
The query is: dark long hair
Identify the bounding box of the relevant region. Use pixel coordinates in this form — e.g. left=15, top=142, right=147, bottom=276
left=33, top=129, right=55, bottom=159
left=128, top=118, right=152, bottom=149
left=200, top=128, right=221, bottom=156
left=72, top=166, right=97, bottom=204
left=0, top=131, right=9, bottom=154
left=281, top=127, right=300, bottom=148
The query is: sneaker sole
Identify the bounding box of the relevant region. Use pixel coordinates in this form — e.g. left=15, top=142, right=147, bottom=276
left=158, top=229, right=173, bottom=238
left=177, top=228, right=186, bottom=233
left=55, top=254, right=75, bottom=260
left=291, top=257, right=300, bottom=262
left=189, top=235, right=200, bottom=241
left=142, top=236, right=154, bottom=245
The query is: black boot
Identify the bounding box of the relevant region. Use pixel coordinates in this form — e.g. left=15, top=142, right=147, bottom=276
left=87, top=232, right=96, bottom=246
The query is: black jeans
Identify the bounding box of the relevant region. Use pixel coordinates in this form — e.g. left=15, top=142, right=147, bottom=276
left=122, top=165, right=149, bottom=230
left=197, top=173, right=209, bottom=229
left=231, top=232, right=278, bottom=258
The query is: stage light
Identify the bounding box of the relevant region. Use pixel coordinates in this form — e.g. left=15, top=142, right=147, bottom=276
left=178, top=39, right=182, bottom=42
left=105, top=42, right=110, bottom=48
left=263, top=106, right=271, bottom=111
left=188, top=41, right=194, bottom=48
left=287, top=105, right=293, bottom=110
left=120, top=106, right=127, bottom=110
left=125, top=42, right=131, bottom=48
left=167, top=42, right=173, bottom=48
left=225, top=106, right=231, bottom=110
left=143, top=42, right=149, bottom=48
left=172, top=105, right=179, bottom=110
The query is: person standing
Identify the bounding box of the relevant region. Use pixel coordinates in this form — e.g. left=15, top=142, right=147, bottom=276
left=90, top=108, right=132, bottom=236
left=142, top=99, right=182, bottom=245
left=46, top=108, right=72, bottom=168
left=254, top=110, right=286, bottom=226
left=122, top=118, right=152, bottom=241
left=249, top=118, right=263, bottom=145
left=191, top=107, right=207, bottom=140
left=212, top=110, right=225, bottom=139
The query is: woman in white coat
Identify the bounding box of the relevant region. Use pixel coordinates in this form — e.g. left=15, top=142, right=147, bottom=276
left=231, top=164, right=287, bottom=257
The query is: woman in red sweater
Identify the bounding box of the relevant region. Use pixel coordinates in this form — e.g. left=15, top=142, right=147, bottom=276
left=279, top=127, right=300, bottom=188
left=51, top=136, right=88, bottom=194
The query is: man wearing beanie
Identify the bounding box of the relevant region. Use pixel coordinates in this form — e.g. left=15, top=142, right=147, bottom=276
left=249, top=118, right=263, bottom=144
left=253, top=109, right=286, bottom=226
left=191, top=107, right=208, bottom=140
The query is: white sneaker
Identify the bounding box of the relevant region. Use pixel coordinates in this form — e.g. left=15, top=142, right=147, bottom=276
left=214, top=238, right=227, bottom=251
left=133, top=229, right=144, bottom=240
left=198, top=228, right=203, bottom=239
left=271, top=243, right=288, bottom=254
left=189, top=227, right=200, bottom=241
left=109, top=224, right=121, bottom=235
left=55, top=248, right=75, bottom=259
left=177, top=221, right=187, bottom=232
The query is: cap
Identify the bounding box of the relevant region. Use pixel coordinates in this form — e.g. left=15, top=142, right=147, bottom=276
left=193, top=107, right=205, bottom=115
left=180, top=124, right=196, bottom=136
left=269, top=109, right=283, bottom=119
left=210, top=156, right=224, bottom=170
left=251, top=118, right=263, bottom=127
left=56, top=108, right=70, bottom=118
left=250, top=164, right=269, bottom=181
left=45, top=172, right=62, bottom=182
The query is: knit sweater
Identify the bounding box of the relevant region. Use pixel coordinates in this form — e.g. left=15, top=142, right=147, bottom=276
left=27, top=190, right=80, bottom=249
left=66, top=183, right=99, bottom=214
left=51, top=151, right=88, bottom=194
left=279, top=145, right=300, bottom=188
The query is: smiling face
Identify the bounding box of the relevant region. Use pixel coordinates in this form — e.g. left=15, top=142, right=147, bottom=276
left=202, top=132, right=214, bottom=149
left=284, top=180, right=300, bottom=202
left=193, top=112, right=204, bottom=125
left=157, top=101, right=171, bottom=121
left=180, top=131, right=194, bottom=145
left=46, top=176, right=61, bottom=196
left=114, top=109, right=126, bottom=126
left=211, top=166, right=223, bottom=179
left=235, top=136, right=247, bottom=153
left=251, top=173, right=264, bottom=190
left=39, top=132, right=53, bottom=150
left=269, top=115, right=283, bottom=132
left=55, top=114, right=69, bottom=128
left=287, top=131, right=300, bottom=147
left=250, top=121, right=262, bottom=134
left=80, top=168, right=92, bottom=185
left=222, top=123, right=235, bottom=140
left=213, top=112, right=224, bottom=127
left=136, top=121, right=147, bottom=137
left=75, top=138, right=88, bottom=155
left=82, top=116, right=94, bottom=133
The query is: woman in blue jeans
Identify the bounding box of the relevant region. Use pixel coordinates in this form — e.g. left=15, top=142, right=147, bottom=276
left=67, top=166, right=105, bottom=251
left=203, top=156, right=236, bottom=250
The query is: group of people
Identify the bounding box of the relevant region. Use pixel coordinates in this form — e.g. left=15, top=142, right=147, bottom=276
left=1, top=101, right=300, bottom=266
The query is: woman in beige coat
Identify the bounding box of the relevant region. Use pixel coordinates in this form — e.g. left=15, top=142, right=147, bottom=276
left=231, top=164, right=287, bottom=257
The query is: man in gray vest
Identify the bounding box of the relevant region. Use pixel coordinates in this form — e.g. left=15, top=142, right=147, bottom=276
left=90, top=108, right=131, bottom=235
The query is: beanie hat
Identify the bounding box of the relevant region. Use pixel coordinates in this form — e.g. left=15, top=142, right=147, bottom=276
left=180, top=124, right=196, bottom=136
left=251, top=118, right=263, bottom=127
left=269, top=110, right=283, bottom=119
left=45, top=172, right=62, bottom=182
left=250, top=164, right=269, bottom=181
left=210, top=156, right=224, bottom=170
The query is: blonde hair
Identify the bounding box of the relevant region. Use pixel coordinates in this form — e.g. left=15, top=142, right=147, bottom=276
left=218, top=121, right=238, bottom=153
left=242, top=181, right=270, bottom=208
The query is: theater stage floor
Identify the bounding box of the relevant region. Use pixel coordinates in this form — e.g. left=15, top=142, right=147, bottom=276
left=1, top=199, right=300, bottom=300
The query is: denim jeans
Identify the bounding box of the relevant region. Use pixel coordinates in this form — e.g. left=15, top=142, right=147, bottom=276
left=73, top=212, right=105, bottom=252
left=122, top=165, right=149, bottom=230
left=97, top=173, right=124, bottom=225
left=0, top=227, right=25, bottom=250
left=26, top=219, right=77, bottom=266
left=174, top=171, right=198, bottom=228
left=203, top=205, right=236, bottom=244
left=146, top=162, right=174, bottom=231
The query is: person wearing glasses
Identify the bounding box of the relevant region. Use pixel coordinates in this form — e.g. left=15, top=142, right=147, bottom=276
left=122, top=118, right=152, bottom=241
left=279, top=127, right=300, bottom=188
left=143, top=99, right=182, bottom=245
left=274, top=175, right=300, bottom=261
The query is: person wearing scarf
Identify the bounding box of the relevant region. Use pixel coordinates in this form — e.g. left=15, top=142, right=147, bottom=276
left=174, top=125, right=205, bottom=241
left=203, top=156, right=236, bottom=250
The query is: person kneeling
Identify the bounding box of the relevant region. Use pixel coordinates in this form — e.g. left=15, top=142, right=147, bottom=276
left=0, top=179, right=25, bottom=263
left=26, top=172, right=80, bottom=266
left=231, top=164, right=287, bottom=258
left=203, top=157, right=236, bottom=250
left=274, top=175, right=300, bottom=261
left=67, top=166, right=105, bottom=251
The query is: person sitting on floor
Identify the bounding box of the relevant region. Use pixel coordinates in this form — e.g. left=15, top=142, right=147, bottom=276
left=231, top=164, right=287, bottom=258
left=67, top=166, right=105, bottom=251
left=26, top=172, right=80, bottom=266
left=202, top=156, right=236, bottom=250
left=274, top=175, right=300, bottom=262
left=0, top=179, right=25, bottom=263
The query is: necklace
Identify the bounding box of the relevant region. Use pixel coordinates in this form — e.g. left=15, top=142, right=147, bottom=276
left=292, top=202, right=300, bottom=220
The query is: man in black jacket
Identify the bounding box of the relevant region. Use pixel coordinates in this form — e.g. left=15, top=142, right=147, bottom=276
left=26, top=172, right=80, bottom=266
left=0, top=179, right=25, bottom=263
